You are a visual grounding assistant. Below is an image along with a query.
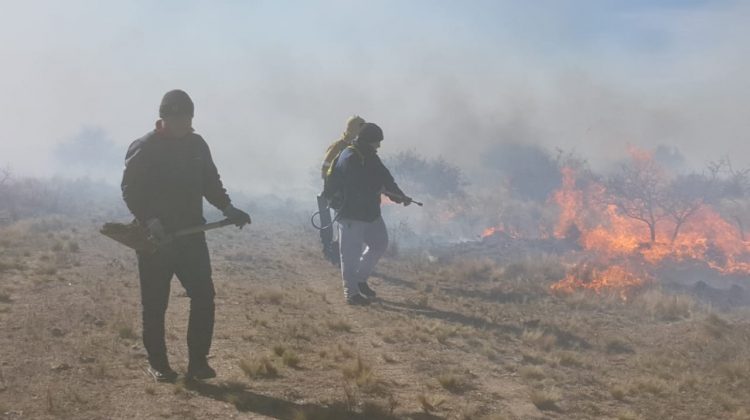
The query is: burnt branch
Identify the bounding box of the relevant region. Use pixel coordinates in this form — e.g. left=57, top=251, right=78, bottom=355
left=607, top=156, right=668, bottom=243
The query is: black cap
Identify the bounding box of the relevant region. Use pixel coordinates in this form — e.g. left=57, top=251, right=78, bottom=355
left=357, top=123, right=384, bottom=143
left=159, top=89, right=194, bottom=118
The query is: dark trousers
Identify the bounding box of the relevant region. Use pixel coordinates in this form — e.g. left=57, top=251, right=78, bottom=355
left=136, top=235, right=215, bottom=368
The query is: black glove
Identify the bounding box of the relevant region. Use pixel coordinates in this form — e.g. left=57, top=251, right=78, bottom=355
left=402, top=196, right=413, bottom=207
left=145, top=218, right=167, bottom=243
left=222, top=204, right=252, bottom=228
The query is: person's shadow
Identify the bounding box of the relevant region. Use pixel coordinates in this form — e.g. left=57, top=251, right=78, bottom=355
left=185, top=380, right=445, bottom=420
left=373, top=298, right=590, bottom=350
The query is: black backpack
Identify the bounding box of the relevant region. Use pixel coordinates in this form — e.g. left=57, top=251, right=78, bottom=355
left=321, top=145, right=364, bottom=210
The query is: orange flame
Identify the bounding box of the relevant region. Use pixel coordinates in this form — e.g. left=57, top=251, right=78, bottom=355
left=549, top=149, right=750, bottom=297
left=550, top=265, right=648, bottom=300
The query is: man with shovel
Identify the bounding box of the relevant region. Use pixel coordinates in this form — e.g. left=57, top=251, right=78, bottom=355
left=121, top=89, right=251, bottom=382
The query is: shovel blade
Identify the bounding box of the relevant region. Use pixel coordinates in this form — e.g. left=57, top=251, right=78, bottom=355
left=100, top=221, right=157, bottom=253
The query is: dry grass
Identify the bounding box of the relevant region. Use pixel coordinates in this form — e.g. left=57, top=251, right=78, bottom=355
left=0, top=291, right=12, bottom=303
left=0, top=260, right=25, bottom=272
left=239, top=356, right=279, bottom=379
left=717, top=359, right=750, bottom=384
left=702, top=313, right=731, bottom=339
left=529, top=389, right=560, bottom=411
left=273, top=344, right=288, bottom=357
left=518, top=365, right=545, bottom=381
left=342, top=356, right=384, bottom=394
left=443, top=259, right=500, bottom=283
left=437, top=373, right=471, bottom=394
left=553, top=351, right=584, bottom=368
left=4, top=217, right=750, bottom=419
left=605, top=337, right=634, bottom=354
left=609, top=384, right=628, bottom=401
left=629, top=377, right=671, bottom=397
left=634, top=289, right=695, bottom=321
left=282, top=350, right=301, bottom=368
left=117, top=326, right=138, bottom=340
left=417, top=394, right=445, bottom=413
left=521, top=329, right=557, bottom=351
left=255, top=289, right=284, bottom=305
left=326, top=319, right=353, bottom=333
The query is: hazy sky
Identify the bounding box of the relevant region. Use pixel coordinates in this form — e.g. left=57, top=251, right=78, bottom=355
left=1, top=0, right=748, bottom=195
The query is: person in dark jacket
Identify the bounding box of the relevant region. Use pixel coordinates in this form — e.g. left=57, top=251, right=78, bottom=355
left=121, top=89, right=251, bottom=382
left=329, top=122, right=412, bottom=305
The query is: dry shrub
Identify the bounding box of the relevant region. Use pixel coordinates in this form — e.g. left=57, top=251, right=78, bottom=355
left=282, top=350, right=301, bottom=368
left=518, top=365, right=545, bottom=381
left=521, top=329, right=557, bottom=351
left=437, top=373, right=471, bottom=394
left=417, top=394, right=445, bottom=413
left=503, top=257, right=566, bottom=285
left=717, top=359, right=750, bottom=384
left=117, top=326, right=138, bottom=340
left=255, top=289, right=284, bottom=305
left=381, top=353, right=397, bottom=363
left=616, top=410, right=642, bottom=420
left=273, top=344, right=287, bottom=357
left=0, top=260, right=25, bottom=273
left=239, top=356, right=278, bottom=378
left=609, top=384, right=627, bottom=401
left=342, top=356, right=384, bottom=394
left=327, top=319, right=353, bottom=333
left=0, top=291, right=12, bottom=303
left=633, top=289, right=695, bottom=321
left=407, top=292, right=430, bottom=308
left=529, top=389, right=560, bottom=411
left=605, top=337, right=634, bottom=354
left=521, top=350, right=546, bottom=365
left=629, top=377, right=671, bottom=396
left=702, top=313, right=731, bottom=339
left=336, top=343, right=355, bottom=360
left=441, top=259, right=499, bottom=283
left=554, top=351, right=584, bottom=368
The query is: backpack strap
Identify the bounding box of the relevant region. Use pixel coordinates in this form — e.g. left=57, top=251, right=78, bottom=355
left=325, top=144, right=365, bottom=178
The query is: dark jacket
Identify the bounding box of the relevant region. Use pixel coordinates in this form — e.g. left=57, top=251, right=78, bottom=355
left=331, top=141, right=405, bottom=222
left=121, top=130, right=231, bottom=232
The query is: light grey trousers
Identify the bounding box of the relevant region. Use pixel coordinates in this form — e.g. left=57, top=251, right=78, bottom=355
left=338, top=216, right=389, bottom=299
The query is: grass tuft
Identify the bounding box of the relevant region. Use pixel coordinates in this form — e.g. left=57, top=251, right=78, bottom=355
left=437, top=373, right=471, bottom=394
left=282, top=350, right=301, bottom=368
left=239, top=356, right=279, bottom=379
left=518, top=365, right=545, bottom=381
left=327, top=319, right=353, bottom=333
left=530, top=389, right=560, bottom=411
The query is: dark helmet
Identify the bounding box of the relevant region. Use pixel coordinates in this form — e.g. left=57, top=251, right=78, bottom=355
left=159, top=89, right=194, bottom=118
left=357, top=123, right=384, bottom=144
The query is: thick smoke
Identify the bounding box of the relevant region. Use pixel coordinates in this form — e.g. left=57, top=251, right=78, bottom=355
left=1, top=1, right=749, bottom=200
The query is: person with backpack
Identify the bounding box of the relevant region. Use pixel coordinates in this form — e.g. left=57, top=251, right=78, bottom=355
left=327, top=122, right=413, bottom=305
left=121, top=89, right=252, bottom=382
left=321, top=115, right=366, bottom=179
left=317, top=115, right=367, bottom=265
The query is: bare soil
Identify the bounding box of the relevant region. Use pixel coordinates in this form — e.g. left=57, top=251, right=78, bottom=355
left=1, top=215, right=749, bottom=419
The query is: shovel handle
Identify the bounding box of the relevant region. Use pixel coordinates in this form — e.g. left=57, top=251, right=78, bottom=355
left=173, top=218, right=235, bottom=237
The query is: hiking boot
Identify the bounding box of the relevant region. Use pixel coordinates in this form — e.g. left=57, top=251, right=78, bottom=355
left=186, top=359, right=217, bottom=380
left=346, top=294, right=370, bottom=306
left=358, top=282, right=376, bottom=298
left=147, top=365, right=178, bottom=383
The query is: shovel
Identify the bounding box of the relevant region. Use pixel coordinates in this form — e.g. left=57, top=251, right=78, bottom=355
left=100, top=218, right=235, bottom=253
